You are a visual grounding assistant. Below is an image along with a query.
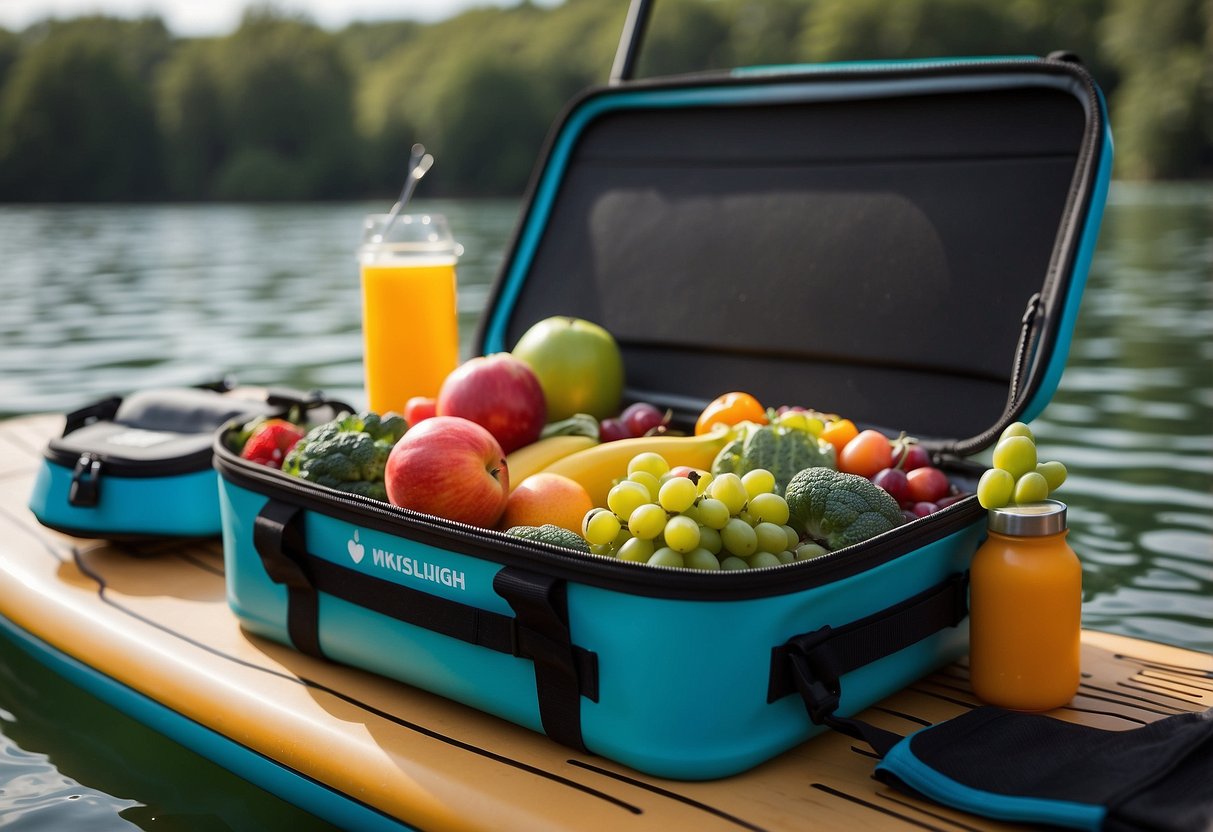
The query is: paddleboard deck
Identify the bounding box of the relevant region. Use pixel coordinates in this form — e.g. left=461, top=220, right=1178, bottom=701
left=1, top=414, right=1209, bottom=831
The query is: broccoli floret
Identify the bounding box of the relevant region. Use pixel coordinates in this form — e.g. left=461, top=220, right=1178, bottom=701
left=281, top=411, right=406, bottom=502
left=784, top=467, right=905, bottom=551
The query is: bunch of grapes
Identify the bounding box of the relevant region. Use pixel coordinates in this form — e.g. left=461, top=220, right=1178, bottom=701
left=977, top=422, right=1067, bottom=509
left=581, top=452, right=825, bottom=570
left=599, top=402, right=672, bottom=443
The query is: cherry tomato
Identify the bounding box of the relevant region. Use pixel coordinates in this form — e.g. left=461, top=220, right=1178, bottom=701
left=838, top=429, right=894, bottom=478
left=819, top=418, right=858, bottom=455
left=694, top=392, right=767, bottom=435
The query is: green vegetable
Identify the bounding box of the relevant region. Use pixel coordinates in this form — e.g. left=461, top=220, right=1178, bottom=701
left=711, top=423, right=836, bottom=495
left=282, top=411, right=407, bottom=501
left=504, top=524, right=591, bottom=553
left=784, top=467, right=904, bottom=550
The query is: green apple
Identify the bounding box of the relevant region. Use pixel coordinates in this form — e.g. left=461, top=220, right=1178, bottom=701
left=511, top=316, right=624, bottom=421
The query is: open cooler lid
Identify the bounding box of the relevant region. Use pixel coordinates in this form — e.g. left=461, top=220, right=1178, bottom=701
left=476, top=57, right=1112, bottom=452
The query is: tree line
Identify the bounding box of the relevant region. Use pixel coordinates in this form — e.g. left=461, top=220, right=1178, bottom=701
left=0, top=0, right=1207, bottom=202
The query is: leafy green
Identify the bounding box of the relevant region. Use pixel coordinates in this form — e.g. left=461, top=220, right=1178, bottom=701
left=281, top=411, right=407, bottom=501
left=785, top=467, right=904, bottom=551
left=504, top=524, right=591, bottom=554
left=711, top=423, right=836, bottom=495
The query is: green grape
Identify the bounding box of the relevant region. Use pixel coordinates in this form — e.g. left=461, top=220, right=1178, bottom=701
left=1000, top=421, right=1036, bottom=444
left=1013, top=471, right=1050, bottom=503
left=628, top=451, right=669, bottom=479
left=658, top=477, right=698, bottom=513
left=606, top=480, right=651, bottom=521
left=617, top=537, right=655, bottom=563
left=719, top=556, right=749, bottom=571
left=628, top=470, right=662, bottom=500
left=804, top=416, right=825, bottom=436
left=611, top=527, right=632, bottom=550
left=737, top=509, right=756, bottom=527
left=589, top=543, right=615, bottom=557
left=795, top=542, right=829, bottom=560
left=776, top=550, right=796, bottom=564
left=684, top=548, right=721, bottom=570
left=748, top=551, right=782, bottom=569
left=697, top=525, right=723, bottom=554
left=977, top=468, right=1015, bottom=510
left=741, top=468, right=776, bottom=498
left=710, top=473, right=749, bottom=515
left=582, top=508, right=622, bottom=546
left=777, top=411, right=809, bottom=432
left=1037, top=460, right=1068, bottom=493
left=647, top=547, right=685, bottom=568
left=748, top=492, right=790, bottom=526
left=720, top=517, right=758, bottom=557
left=693, top=470, right=714, bottom=495
left=696, top=498, right=730, bottom=530
left=992, top=435, right=1038, bottom=479
left=781, top=525, right=801, bottom=551
left=754, top=522, right=789, bottom=554
left=663, top=515, right=701, bottom=553
left=628, top=503, right=668, bottom=540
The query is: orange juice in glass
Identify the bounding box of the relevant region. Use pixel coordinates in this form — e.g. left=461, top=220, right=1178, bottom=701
left=358, top=213, right=462, bottom=414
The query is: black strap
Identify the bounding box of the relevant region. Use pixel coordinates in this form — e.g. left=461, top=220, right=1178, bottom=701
left=768, top=572, right=970, bottom=757
left=249, top=501, right=597, bottom=748
left=62, top=396, right=123, bottom=435
left=253, top=500, right=324, bottom=658
left=494, top=567, right=589, bottom=751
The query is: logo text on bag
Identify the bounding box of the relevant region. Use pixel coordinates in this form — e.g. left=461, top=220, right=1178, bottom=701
left=364, top=543, right=467, bottom=591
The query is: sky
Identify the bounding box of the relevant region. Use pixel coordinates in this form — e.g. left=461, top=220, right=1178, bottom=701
left=0, top=0, right=560, bottom=36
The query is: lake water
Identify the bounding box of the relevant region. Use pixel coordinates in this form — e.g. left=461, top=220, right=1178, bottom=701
left=0, top=185, right=1210, bottom=829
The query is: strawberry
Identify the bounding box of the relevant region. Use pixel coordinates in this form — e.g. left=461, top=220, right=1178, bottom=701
left=240, top=419, right=306, bottom=468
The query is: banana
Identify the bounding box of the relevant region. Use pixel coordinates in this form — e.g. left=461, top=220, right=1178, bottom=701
left=505, top=434, right=597, bottom=491
left=540, top=430, right=732, bottom=507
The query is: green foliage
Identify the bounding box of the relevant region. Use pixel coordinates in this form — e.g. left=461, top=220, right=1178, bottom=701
left=0, top=0, right=1208, bottom=201
left=0, top=27, right=161, bottom=200
left=1100, top=0, right=1211, bottom=179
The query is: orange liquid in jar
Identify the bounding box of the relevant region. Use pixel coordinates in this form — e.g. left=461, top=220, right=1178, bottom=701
left=360, top=259, right=458, bottom=414
left=969, top=513, right=1082, bottom=711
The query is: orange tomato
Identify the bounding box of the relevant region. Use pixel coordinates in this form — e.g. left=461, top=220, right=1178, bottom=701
left=819, top=418, right=859, bottom=455
left=838, top=429, right=894, bottom=478
left=694, top=392, right=768, bottom=435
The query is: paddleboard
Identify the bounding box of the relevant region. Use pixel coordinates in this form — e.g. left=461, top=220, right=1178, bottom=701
left=1, top=414, right=1209, bottom=831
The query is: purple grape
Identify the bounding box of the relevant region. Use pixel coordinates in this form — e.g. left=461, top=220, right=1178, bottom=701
left=872, top=467, right=910, bottom=504
left=599, top=417, right=631, bottom=443
left=621, top=402, right=668, bottom=437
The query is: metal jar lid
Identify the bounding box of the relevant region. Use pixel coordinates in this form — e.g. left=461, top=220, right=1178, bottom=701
left=987, top=500, right=1068, bottom=536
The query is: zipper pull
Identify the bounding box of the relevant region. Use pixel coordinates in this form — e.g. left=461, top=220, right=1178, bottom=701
left=69, top=453, right=103, bottom=507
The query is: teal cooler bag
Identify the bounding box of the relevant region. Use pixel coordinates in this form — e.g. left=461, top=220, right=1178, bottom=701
left=216, top=50, right=1111, bottom=779
left=30, top=384, right=334, bottom=540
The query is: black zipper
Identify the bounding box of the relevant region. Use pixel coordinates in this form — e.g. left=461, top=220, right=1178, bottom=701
left=44, top=443, right=214, bottom=478
left=214, top=430, right=985, bottom=602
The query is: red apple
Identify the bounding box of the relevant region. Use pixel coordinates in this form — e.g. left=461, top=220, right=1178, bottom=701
left=404, top=396, right=437, bottom=425
left=384, top=416, right=510, bottom=527
left=436, top=354, right=546, bottom=454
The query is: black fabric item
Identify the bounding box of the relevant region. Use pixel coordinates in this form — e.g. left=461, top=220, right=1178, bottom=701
left=494, top=567, right=589, bottom=752
left=875, top=705, right=1213, bottom=832
left=252, top=500, right=324, bottom=659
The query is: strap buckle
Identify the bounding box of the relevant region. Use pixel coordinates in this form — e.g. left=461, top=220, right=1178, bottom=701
left=786, top=626, right=843, bottom=725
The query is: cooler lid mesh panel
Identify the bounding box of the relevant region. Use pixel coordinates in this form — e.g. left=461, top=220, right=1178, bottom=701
left=494, top=78, right=1090, bottom=441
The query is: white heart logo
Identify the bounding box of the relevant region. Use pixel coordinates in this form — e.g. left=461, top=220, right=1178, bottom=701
left=347, top=530, right=365, bottom=564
